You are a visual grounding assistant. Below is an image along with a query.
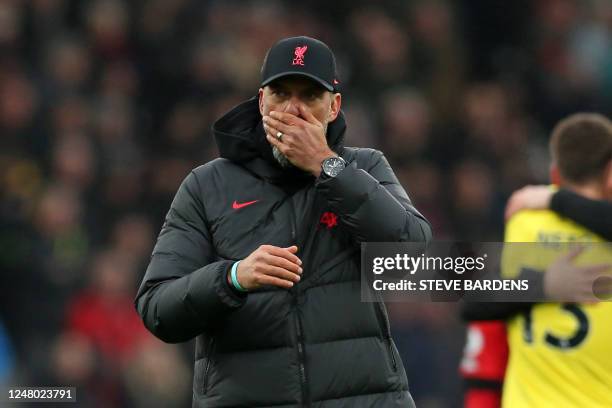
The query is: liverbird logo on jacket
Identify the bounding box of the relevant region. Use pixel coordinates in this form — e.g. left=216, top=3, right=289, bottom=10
left=292, top=45, right=308, bottom=66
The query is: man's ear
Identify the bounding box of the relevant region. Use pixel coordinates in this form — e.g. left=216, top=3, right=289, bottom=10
left=550, top=163, right=562, bottom=186
left=258, top=88, right=265, bottom=116
left=328, top=93, right=342, bottom=122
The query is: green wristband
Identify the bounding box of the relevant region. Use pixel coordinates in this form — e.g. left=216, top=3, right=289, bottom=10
left=230, top=261, right=247, bottom=292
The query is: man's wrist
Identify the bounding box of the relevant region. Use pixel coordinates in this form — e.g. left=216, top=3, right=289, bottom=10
left=227, top=261, right=248, bottom=293
left=309, top=150, right=336, bottom=177
left=319, top=154, right=346, bottom=179
left=230, top=261, right=248, bottom=292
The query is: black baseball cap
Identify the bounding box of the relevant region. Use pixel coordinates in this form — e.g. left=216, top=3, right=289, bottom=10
left=261, top=36, right=339, bottom=92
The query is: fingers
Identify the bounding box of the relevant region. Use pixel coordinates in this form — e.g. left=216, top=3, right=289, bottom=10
left=297, top=103, right=321, bottom=125
left=240, top=244, right=304, bottom=290
left=562, top=245, right=586, bottom=261
left=269, top=110, right=307, bottom=127
left=265, top=252, right=303, bottom=274
left=263, top=115, right=294, bottom=135
left=265, top=245, right=302, bottom=266
left=262, top=120, right=290, bottom=152
left=266, top=132, right=283, bottom=150
left=580, top=263, right=611, bottom=276
left=255, top=245, right=303, bottom=289
left=266, top=108, right=322, bottom=132
left=258, top=264, right=301, bottom=283
left=257, top=274, right=296, bottom=289
left=263, top=122, right=286, bottom=148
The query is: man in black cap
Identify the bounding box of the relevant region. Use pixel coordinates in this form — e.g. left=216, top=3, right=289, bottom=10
left=135, top=36, right=431, bottom=408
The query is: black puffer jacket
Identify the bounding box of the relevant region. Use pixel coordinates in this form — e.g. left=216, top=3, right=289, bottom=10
left=135, top=98, right=432, bottom=407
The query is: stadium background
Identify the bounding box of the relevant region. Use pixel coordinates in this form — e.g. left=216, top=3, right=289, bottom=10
left=0, top=0, right=611, bottom=406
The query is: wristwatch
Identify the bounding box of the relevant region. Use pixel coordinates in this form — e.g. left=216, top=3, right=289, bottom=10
left=320, top=156, right=346, bottom=178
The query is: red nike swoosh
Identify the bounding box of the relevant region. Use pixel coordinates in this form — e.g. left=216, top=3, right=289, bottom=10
left=232, top=200, right=259, bottom=210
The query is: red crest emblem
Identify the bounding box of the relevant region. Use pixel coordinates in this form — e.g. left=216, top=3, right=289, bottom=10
left=292, top=45, right=308, bottom=66
left=319, top=211, right=338, bottom=229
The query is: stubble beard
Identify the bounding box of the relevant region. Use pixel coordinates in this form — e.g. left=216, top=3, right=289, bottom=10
left=272, top=146, right=292, bottom=168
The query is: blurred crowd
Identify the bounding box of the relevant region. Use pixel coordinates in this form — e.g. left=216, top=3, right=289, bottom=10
left=1, top=0, right=611, bottom=406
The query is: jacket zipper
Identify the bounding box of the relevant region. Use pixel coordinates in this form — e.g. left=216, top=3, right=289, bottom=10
left=202, top=337, right=215, bottom=394
left=281, top=193, right=305, bottom=406
left=287, top=196, right=297, bottom=242
left=293, top=296, right=310, bottom=406
left=375, top=302, right=398, bottom=371
left=387, top=337, right=398, bottom=371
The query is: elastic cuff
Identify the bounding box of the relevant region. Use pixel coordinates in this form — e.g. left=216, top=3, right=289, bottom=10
left=217, top=262, right=247, bottom=306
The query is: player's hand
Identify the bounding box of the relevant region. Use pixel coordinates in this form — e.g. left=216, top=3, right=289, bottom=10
left=505, top=185, right=554, bottom=221
left=544, top=246, right=611, bottom=302
left=232, top=245, right=303, bottom=290
left=262, top=104, right=335, bottom=177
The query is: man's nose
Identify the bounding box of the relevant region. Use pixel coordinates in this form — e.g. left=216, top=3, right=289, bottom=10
left=282, top=97, right=301, bottom=116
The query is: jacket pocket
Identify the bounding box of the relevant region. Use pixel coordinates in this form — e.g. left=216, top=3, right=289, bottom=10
left=373, top=302, right=398, bottom=372
left=318, top=247, right=358, bottom=273
left=202, top=337, right=216, bottom=395
left=304, top=247, right=359, bottom=289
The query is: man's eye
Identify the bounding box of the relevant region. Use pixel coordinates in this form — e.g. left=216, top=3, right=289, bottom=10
left=273, top=90, right=287, bottom=97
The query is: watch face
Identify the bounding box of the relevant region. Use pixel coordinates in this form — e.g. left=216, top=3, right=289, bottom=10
left=323, top=157, right=346, bottom=177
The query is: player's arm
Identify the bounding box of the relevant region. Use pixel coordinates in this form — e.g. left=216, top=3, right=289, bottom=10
left=506, top=186, right=612, bottom=240
left=461, top=247, right=604, bottom=321
left=463, top=211, right=608, bottom=322
left=551, top=189, right=612, bottom=240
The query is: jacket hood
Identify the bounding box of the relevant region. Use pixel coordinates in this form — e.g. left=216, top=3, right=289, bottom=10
left=212, top=97, right=346, bottom=185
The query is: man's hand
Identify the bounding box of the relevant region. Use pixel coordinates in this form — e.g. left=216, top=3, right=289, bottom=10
left=544, top=246, right=610, bottom=302
left=263, top=104, right=335, bottom=176
left=229, top=245, right=303, bottom=291
left=505, top=185, right=554, bottom=221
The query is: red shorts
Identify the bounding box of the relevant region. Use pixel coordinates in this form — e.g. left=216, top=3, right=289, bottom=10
left=460, top=321, right=508, bottom=408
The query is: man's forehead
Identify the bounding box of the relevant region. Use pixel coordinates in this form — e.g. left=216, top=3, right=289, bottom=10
left=267, top=75, right=327, bottom=91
